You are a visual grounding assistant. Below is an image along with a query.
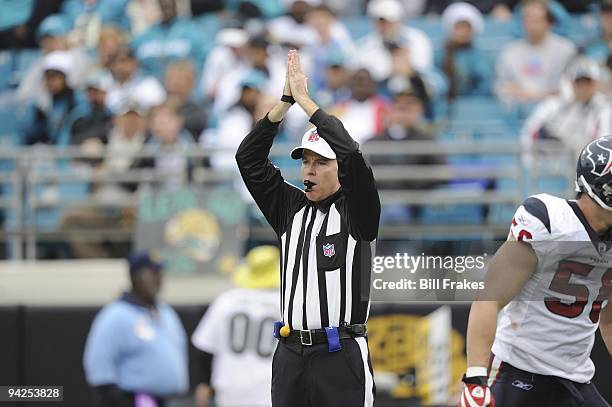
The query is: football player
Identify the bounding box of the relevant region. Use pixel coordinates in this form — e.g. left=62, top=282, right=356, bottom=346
left=460, top=137, right=612, bottom=407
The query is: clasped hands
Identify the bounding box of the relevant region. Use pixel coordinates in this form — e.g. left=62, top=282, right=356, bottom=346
left=284, top=50, right=310, bottom=105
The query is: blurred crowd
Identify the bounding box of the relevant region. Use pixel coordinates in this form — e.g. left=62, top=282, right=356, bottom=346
left=1, top=0, right=612, bottom=253
left=2, top=0, right=610, bottom=152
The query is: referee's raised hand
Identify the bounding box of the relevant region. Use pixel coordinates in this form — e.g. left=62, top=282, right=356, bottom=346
left=283, top=51, right=292, bottom=98
left=287, top=50, right=308, bottom=101
left=287, top=49, right=319, bottom=117
left=267, top=51, right=296, bottom=123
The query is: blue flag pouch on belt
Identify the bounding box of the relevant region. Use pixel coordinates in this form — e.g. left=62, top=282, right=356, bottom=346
left=273, top=321, right=283, bottom=339
left=324, top=327, right=342, bottom=352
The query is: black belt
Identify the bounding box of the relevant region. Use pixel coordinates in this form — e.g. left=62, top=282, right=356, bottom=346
left=280, top=324, right=367, bottom=346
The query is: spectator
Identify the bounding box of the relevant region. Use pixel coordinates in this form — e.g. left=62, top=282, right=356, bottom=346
left=204, top=70, right=267, bottom=172
left=200, top=28, right=250, bottom=102
left=93, top=25, right=128, bottom=72
left=212, top=35, right=308, bottom=142
left=83, top=251, right=189, bottom=406
left=312, top=50, right=351, bottom=109
left=329, top=68, right=389, bottom=144
left=68, top=70, right=114, bottom=146
left=582, top=0, right=612, bottom=67
left=305, top=4, right=354, bottom=91
left=105, top=102, right=149, bottom=177
left=60, top=100, right=148, bottom=258
left=131, top=0, right=204, bottom=80
left=191, top=245, right=280, bottom=407
left=126, top=0, right=162, bottom=35
left=352, top=0, right=433, bottom=82
left=131, top=99, right=197, bottom=191
left=424, top=0, right=514, bottom=17
left=521, top=58, right=612, bottom=160
left=268, top=0, right=320, bottom=47
left=20, top=51, right=85, bottom=146
left=212, top=36, right=285, bottom=118
left=495, top=0, right=576, bottom=109
left=366, top=80, right=446, bottom=224
left=62, top=0, right=131, bottom=47
left=106, top=45, right=166, bottom=113
left=382, top=40, right=433, bottom=118
left=16, top=14, right=91, bottom=104
left=438, top=2, right=491, bottom=99
left=164, top=59, right=207, bottom=141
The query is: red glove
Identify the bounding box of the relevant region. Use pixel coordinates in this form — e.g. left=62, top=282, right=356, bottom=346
left=459, top=375, right=495, bottom=407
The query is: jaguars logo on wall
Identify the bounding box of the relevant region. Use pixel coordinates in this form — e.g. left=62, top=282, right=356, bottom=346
left=135, top=186, right=246, bottom=274
left=164, top=208, right=221, bottom=262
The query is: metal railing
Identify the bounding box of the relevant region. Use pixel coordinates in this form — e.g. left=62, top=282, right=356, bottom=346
left=0, top=140, right=575, bottom=259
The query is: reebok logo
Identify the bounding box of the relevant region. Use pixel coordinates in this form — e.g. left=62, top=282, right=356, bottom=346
left=511, top=380, right=534, bottom=391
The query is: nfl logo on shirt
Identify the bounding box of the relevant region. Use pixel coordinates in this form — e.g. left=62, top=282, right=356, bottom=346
left=322, top=243, right=335, bottom=258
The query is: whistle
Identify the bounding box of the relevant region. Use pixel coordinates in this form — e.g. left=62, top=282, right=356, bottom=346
left=304, top=180, right=315, bottom=192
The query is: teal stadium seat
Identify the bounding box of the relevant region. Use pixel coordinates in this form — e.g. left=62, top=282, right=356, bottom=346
left=343, top=16, right=372, bottom=41
left=419, top=182, right=486, bottom=225
left=565, top=13, right=599, bottom=46
left=476, top=18, right=519, bottom=64
left=406, top=18, right=444, bottom=45
left=447, top=96, right=519, bottom=142
left=13, top=49, right=41, bottom=85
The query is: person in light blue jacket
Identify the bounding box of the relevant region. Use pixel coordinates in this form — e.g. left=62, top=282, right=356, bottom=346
left=437, top=2, right=492, bottom=99
left=582, top=1, right=612, bottom=67
left=20, top=51, right=85, bottom=146
left=83, top=250, right=189, bottom=407
left=131, top=0, right=204, bottom=80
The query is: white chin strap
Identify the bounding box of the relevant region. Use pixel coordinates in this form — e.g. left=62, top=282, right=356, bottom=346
left=578, top=175, right=612, bottom=212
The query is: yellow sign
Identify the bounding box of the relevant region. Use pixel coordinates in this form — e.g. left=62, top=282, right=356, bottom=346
left=367, top=313, right=466, bottom=404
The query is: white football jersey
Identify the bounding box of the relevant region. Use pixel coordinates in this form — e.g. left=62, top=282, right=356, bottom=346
left=191, top=288, right=278, bottom=407
left=492, top=193, right=611, bottom=383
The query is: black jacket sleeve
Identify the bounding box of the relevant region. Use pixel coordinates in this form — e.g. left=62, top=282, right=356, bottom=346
left=309, top=109, right=381, bottom=241
left=235, top=114, right=306, bottom=236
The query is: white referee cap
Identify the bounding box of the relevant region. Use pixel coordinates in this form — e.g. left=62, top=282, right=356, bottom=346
left=290, top=128, right=336, bottom=160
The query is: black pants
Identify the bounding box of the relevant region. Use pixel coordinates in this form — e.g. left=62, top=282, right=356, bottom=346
left=271, top=337, right=375, bottom=407
left=491, top=362, right=610, bottom=407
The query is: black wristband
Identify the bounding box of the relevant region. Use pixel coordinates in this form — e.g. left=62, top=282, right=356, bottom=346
left=462, top=374, right=488, bottom=386
left=281, top=94, right=295, bottom=105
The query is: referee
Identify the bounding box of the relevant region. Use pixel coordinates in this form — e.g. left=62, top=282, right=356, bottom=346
left=236, top=50, right=380, bottom=406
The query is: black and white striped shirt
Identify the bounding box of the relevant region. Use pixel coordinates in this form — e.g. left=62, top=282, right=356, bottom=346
left=236, top=109, right=380, bottom=330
